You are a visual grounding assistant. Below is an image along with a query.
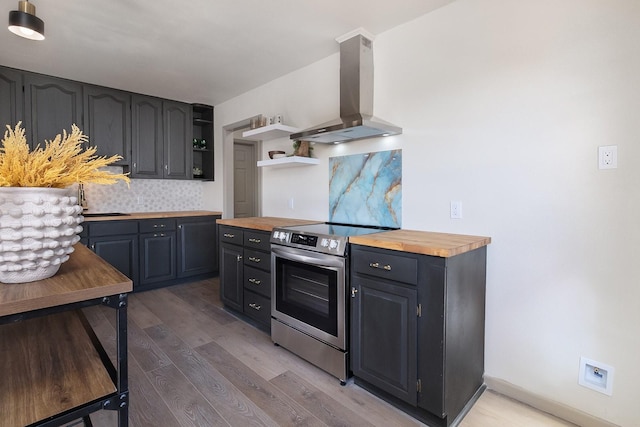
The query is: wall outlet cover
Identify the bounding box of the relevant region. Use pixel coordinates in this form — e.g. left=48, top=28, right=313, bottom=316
left=578, top=356, right=614, bottom=396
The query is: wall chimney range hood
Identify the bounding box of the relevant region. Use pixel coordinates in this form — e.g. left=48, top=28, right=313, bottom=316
left=290, top=32, right=402, bottom=144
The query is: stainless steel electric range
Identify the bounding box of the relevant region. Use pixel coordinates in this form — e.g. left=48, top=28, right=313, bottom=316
left=270, top=222, right=390, bottom=385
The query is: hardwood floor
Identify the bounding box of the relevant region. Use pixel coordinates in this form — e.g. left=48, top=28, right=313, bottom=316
left=82, top=278, right=576, bottom=427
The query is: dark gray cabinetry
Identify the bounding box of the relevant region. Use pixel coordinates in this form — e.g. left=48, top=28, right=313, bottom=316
left=350, top=245, right=487, bottom=427
left=177, top=216, right=218, bottom=278
left=24, top=73, right=83, bottom=148
left=219, top=226, right=272, bottom=330
left=191, top=104, right=214, bottom=181
left=0, top=67, right=23, bottom=129
left=164, top=100, right=192, bottom=179
left=139, top=218, right=177, bottom=288
left=88, top=220, right=139, bottom=286
left=84, top=85, right=131, bottom=165
left=131, top=96, right=192, bottom=179
left=131, top=95, right=163, bottom=178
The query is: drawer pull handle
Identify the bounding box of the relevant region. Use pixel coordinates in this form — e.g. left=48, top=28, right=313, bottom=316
left=153, top=233, right=165, bottom=237
left=236, top=255, right=243, bottom=262
left=248, top=278, right=261, bottom=285
left=248, top=238, right=261, bottom=243
left=248, top=303, right=261, bottom=311
left=224, top=233, right=235, bottom=238
left=369, top=262, right=392, bottom=271
left=248, top=256, right=261, bottom=263
left=153, top=224, right=166, bottom=228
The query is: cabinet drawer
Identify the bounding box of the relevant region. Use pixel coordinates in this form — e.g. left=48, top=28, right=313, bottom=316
left=243, top=290, right=270, bottom=325
left=244, top=249, right=270, bottom=271
left=244, top=266, right=271, bottom=298
left=351, top=246, right=418, bottom=285
left=244, top=230, right=270, bottom=251
left=139, top=218, right=176, bottom=233
left=219, top=226, right=243, bottom=245
left=89, top=220, right=138, bottom=237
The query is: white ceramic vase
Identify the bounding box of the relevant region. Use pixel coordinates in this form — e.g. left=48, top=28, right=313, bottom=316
left=0, top=187, right=84, bottom=284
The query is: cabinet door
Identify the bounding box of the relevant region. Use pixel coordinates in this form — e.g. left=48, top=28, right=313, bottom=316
left=177, top=216, right=218, bottom=278
left=90, top=235, right=139, bottom=285
left=139, top=231, right=177, bottom=285
left=24, top=73, right=83, bottom=148
left=84, top=85, right=131, bottom=165
left=351, top=276, right=418, bottom=406
left=131, top=94, right=163, bottom=178
left=0, top=67, right=23, bottom=130
left=163, top=100, right=192, bottom=179
left=220, top=243, right=243, bottom=312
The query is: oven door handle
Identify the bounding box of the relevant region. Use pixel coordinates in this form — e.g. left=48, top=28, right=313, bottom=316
left=271, top=245, right=345, bottom=269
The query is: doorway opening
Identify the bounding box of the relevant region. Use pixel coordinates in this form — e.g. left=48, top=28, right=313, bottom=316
left=233, top=139, right=258, bottom=218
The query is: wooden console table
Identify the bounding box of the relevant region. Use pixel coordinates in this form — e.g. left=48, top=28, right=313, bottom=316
left=0, top=244, right=132, bottom=427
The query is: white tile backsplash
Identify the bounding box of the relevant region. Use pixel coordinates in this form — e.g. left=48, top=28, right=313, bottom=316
left=82, top=168, right=204, bottom=213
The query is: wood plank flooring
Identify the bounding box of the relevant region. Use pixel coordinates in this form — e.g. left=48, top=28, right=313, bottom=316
left=81, top=278, right=576, bottom=427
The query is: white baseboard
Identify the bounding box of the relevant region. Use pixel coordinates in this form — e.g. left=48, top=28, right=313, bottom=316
left=484, top=376, right=620, bottom=427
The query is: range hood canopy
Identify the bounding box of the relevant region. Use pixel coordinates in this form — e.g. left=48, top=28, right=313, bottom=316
left=290, top=31, right=402, bottom=144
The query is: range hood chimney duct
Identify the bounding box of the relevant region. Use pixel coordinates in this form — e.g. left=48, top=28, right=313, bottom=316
left=290, top=32, right=402, bottom=144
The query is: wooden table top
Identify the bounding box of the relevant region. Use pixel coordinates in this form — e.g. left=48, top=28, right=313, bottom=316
left=216, top=216, right=321, bottom=232
left=349, top=229, right=491, bottom=258
left=0, top=244, right=133, bottom=317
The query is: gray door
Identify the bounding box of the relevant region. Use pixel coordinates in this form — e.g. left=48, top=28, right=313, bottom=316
left=234, top=141, right=257, bottom=218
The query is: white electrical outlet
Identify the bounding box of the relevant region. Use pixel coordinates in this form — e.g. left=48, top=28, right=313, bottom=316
left=578, top=356, right=614, bottom=396
left=598, top=145, right=618, bottom=169
left=288, top=197, right=294, bottom=210
left=450, top=201, right=462, bottom=219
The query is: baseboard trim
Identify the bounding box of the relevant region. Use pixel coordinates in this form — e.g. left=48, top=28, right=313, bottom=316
left=484, top=376, right=620, bottom=427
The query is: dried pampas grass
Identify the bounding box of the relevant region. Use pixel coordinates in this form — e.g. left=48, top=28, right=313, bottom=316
left=0, top=122, right=130, bottom=188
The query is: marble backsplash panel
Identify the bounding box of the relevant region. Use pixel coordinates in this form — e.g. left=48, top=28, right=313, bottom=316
left=329, top=149, right=402, bottom=228
left=81, top=168, right=204, bottom=213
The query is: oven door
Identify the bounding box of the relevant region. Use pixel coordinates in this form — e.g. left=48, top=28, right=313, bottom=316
left=271, top=244, right=346, bottom=350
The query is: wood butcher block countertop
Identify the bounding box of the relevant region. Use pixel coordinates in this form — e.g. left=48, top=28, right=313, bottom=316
left=349, top=229, right=491, bottom=258
left=216, top=216, right=321, bottom=232
left=82, top=210, right=221, bottom=222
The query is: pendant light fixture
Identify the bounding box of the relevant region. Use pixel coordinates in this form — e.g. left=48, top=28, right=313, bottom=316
left=8, top=0, right=44, bottom=41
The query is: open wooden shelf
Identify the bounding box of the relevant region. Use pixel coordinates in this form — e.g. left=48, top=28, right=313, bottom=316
left=257, top=156, right=320, bottom=168
left=242, top=123, right=300, bottom=141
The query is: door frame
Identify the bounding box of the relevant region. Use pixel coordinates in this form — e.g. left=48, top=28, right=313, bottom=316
left=222, top=116, right=262, bottom=218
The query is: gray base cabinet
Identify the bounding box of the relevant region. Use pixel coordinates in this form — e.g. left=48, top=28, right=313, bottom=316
left=219, top=225, right=272, bottom=330
left=88, top=220, right=139, bottom=286
left=178, top=216, right=218, bottom=277
left=350, top=245, right=487, bottom=427
left=85, top=214, right=219, bottom=292
left=139, top=218, right=177, bottom=287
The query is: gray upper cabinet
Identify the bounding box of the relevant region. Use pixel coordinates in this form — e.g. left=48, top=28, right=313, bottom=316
left=163, top=100, right=192, bottom=180
left=131, top=94, right=163, bottom=178
left=131, top=95, right=191, bottom=179
left=0, top=67, right=23, bottom=131
left=84, top=85, right=131, bottom=165
left=24, top=73, right=83, bottom=148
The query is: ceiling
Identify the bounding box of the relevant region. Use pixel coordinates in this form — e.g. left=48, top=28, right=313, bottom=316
left=1, top=0, right=454, bottom=106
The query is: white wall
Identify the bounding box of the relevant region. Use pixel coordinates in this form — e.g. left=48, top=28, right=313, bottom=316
left=212, top=0, right=640, bottom=425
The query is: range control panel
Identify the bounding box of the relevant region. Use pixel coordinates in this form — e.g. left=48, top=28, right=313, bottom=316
left=271, top=229, right=347, bottom=255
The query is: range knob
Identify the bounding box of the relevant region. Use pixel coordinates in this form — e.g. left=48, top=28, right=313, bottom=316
left=321, top=238, right=330, bottom=247
left=329, top=239, right=339, bottom=250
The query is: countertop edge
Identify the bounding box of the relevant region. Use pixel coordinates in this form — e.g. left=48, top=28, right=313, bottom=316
left=82, top=210, right=222, bottom=222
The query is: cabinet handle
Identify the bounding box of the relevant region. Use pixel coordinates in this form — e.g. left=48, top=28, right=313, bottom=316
left=91, top=244, right=95, bottom=250
left=236, top=254, right=243, bottom=262
left=153, top=233, right=166, bottom=237
left=248, top=256, right=261, bottom=263
left=224, top=233, right=235, bottom=238
left=153, top=224, right=166, bottom=228
left=165, top=165, right=168, bottom=170
left=351, top=287, right=358, bottom=298
left=248, top=238, right=261, bottom=243
left=248, top=303, right=261, bottom=311
left=248, top=278, right=261, bottom=285
left=369, top=262, right=392, bottom=271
